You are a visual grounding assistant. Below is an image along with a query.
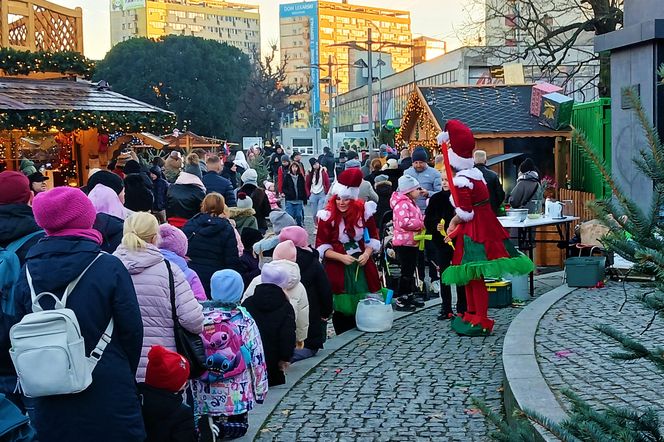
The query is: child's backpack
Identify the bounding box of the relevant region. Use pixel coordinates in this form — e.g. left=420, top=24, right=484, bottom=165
left=0, top=231, right=43, bottom=318
left=200, top=313, right=251, bottom=383
left=9, top=253, right=114, bottom=398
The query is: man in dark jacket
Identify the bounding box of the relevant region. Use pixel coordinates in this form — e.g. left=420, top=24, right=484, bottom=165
left=318, top=147, right=336, bottom=180
left=202, top=155, right=237, bottom=206
left=123, top=160, right=154, bottom=212
left=0, top=172, right=44, bottom=411
left=474, top=150, right=506, bottom=214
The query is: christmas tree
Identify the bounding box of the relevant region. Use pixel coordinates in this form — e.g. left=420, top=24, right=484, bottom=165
left=249, top=154, right=270, bottom=187
left=477, top=66, right=664, bottom=440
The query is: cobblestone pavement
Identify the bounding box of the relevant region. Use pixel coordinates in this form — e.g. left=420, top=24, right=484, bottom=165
left=536, top=281, right=664, bottom=423
left=256, top=305, right=520, bottom=441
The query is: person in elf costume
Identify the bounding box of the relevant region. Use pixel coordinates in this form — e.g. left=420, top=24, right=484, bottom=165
left=439, top=120, right=534, bottom=336
left=315, top=168, right=382, bottom=335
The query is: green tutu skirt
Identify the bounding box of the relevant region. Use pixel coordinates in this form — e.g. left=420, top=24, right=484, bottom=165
left=442, top=236, right=534, bottom=286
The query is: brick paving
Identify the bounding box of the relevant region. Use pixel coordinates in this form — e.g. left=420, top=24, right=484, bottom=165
left=256, top=305, right=520, bottom=441
left=536, top=281, right=664, bottom=423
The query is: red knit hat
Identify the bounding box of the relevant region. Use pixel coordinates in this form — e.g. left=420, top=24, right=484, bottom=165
left=0, top=171, right=31, bottom=205
left=145, top=346, right=190, bottom=392
left=441, top=120, right=476, bottom=170
left=330, top=168, right=363, bottom=199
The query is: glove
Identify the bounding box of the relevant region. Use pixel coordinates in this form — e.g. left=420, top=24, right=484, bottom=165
left=436, top=131, right=449, bottom=146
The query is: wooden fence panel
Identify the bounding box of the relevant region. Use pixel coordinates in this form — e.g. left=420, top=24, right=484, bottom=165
left=559, top=189, right=595, bottom=222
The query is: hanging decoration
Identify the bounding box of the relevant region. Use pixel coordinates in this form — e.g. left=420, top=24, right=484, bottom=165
left=0, top=48, right=95, bottom=79
left=0, top=110, right=177, bottom=134
left=54, top=132, right=77, bottom=180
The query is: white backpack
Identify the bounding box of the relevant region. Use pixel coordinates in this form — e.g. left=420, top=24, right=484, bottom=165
left=9, top=254, right=114, bottom=398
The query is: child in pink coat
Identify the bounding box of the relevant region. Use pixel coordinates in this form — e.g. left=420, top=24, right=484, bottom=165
left=390, top=175, right=427, bottom=311
left=263, top=180, right=280, bottom=210
left=158, top=223, right=208, bottom=301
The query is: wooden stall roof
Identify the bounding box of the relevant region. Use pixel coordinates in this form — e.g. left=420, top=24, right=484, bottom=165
left=0, top=77, right=172, bottom=115
left=161, top=131, right=221, bottom=148
left=417, top=85, right=571, bottom=139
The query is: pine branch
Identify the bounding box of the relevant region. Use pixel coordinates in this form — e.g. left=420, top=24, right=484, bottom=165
left=595, top=324, right=664, bottom=370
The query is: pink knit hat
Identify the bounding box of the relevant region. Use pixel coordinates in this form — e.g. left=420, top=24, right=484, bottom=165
left=273, top=239, right=296, bottom=262
left=158, top=224, right=188, bottom=258
left=33, top=187, right=97, bottom=235
left=278, top=226, right=309, bottom=249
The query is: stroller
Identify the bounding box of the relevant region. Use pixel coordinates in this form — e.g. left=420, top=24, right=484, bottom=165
left=377, top=210, right=433, bottom=301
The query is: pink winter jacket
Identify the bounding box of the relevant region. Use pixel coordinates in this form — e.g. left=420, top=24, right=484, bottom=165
left=114, top=243, right=204, bottom=381
left=390, top=191, right=425, bottom=247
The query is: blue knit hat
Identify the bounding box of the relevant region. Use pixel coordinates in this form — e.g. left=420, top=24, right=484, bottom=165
left=210, top=269, right=244, bottom=304
left=412, top=147, right=428, bottom=163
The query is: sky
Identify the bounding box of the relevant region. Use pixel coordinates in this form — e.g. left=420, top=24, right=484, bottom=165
left=55, top=0, right=472, bottom=60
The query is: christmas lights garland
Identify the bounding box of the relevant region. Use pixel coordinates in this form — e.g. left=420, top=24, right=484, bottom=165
left=0, top=48, right=95, bottom=78
left=396, top=91, right=441, bottom=155
left=0, top=110, right=177, bottom=133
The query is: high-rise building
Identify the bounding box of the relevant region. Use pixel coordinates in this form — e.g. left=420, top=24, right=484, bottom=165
left=110, top=0, right=260, bottom=57
left=412, top=36, right=446, bottom=64
left=280, top=0, right=412, bottom=128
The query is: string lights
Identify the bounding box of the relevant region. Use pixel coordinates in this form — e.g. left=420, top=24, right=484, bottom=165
left=396, top=90, right=441, bottom=156
left=0, top=48, right=95, bottom=78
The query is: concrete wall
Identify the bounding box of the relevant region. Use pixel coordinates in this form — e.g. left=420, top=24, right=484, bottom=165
left=609, top=45, right=656, bottom=209
left=624, top=0, right=663, bottom=27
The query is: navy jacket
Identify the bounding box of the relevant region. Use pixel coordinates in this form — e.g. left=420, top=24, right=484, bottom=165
left=13, top=237, right=145, bottom=442
left=0, top=204, right=44, bottom=379
left=94, top=213, right=124, bottom=253
left=151, top=177, right=169, bottom=212
left=124, top=173, right=154, bottom=212
left=182, top=214, right=242, bottom=296
left=137, top=383, right=195, bottom=442
left=202, top=171, right=237, bottom=207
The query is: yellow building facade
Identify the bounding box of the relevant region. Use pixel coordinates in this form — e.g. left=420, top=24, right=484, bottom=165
left=110, top=0, right=260, bottom=57
left=280, top=1, right=411, bottom=128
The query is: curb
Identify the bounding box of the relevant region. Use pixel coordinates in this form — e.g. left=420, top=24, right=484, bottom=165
left=239, top=296, right=443, bottom=442
left=502, top=282, right=575, bottom=441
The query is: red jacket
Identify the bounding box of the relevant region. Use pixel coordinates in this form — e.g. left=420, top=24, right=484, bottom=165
left=305, top=169, right=331, bottom=197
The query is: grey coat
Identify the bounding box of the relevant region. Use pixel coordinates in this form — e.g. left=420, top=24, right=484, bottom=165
left=508, top=171, right=541, bottom=209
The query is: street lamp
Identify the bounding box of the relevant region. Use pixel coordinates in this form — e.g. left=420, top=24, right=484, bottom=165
left=297, top=59, right=359, bottom=154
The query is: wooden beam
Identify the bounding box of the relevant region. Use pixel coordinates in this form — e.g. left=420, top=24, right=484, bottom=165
left=0, top=0, right=9, bottom=48
left=415, top=86, right=443, bottom=132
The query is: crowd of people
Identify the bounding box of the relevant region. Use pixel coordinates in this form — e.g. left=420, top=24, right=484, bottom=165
left=0, top=127, right=535, bottom=441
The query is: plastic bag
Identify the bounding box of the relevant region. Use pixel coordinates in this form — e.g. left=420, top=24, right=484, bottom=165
left=355, top=298, right=393, bottom=333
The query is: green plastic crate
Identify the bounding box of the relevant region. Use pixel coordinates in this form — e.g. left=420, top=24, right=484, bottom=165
left=565, top=256, right=606, bottom=287
left=486, top=280, right=512, bottom=308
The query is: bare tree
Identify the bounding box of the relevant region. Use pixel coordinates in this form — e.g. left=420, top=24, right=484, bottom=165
left=462, top=0, right=623, bottom=98
left=233, top=43, right=309, bottom=140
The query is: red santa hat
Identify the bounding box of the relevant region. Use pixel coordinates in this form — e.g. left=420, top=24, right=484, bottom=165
left=330, top=168, right=363, bottom=200
left=437, top=119, right=476, bottom=171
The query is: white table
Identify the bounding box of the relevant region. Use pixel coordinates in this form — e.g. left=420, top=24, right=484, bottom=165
left=498, top=215, right=580, bottom=295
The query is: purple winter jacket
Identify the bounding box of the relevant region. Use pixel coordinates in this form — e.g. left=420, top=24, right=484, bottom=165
left=114, top=243, right=204, bottom=381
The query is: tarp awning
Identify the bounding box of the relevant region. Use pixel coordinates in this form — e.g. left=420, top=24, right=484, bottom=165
left=487, top=152, right=524, bottom=167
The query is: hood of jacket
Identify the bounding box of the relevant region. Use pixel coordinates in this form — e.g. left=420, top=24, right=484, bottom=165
left=23, top=236, right=102, bottom=292
left=518, top=170, right=540, bottom=182
left=229, top=207, right=256, bottom=218
left=250, top=283, right=290, bottom=312
left=271, top=259, right=301, bottom=290
left=0, top=203, right=41, bottom=245
left=183, top=213, right=233, bottom=238
left=113, top=243, right=164, bottom=275
left=174, top=171, right=205, bottom=191
left=160, top=248, right=188, bottom=274
left=389, top=191, right=412, bottom=210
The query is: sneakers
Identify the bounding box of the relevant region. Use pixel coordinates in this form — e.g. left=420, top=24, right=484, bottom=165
left=431, top=280, right=441, bottom=294
left=410, top=296, right=425, bottom=308
left=394, top=297, right=416, bottom=312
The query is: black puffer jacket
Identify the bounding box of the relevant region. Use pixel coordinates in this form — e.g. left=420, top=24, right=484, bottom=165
left=137, top=383, right=195, bottom=442
left=182, top=213, right=241, bottom=296
left=424, top=189, right=456, bottom=263
left=242, top=283, right=295, bottom=387
left=124, top=173, right=154, bottom=212
left=476, top=164, right=506, bottom=214
left=166, top=184, right=205, bottom=220
left=375, top=181, right=393, bottom=230
left=94, top=212, right=124, bottom=253
left=295, top=248, right=333, bottom=351
left=282, top=173, right=307, bottom=203
left=238, top=183, right=271, bottom=231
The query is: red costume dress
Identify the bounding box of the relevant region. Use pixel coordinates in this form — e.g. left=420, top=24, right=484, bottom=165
left=440, top=120, right=533, bottom=336
left=315, top=169, right=382, bottom=334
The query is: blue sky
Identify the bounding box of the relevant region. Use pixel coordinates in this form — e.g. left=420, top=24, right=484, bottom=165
left=56, top=0, right=471, bottom=60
